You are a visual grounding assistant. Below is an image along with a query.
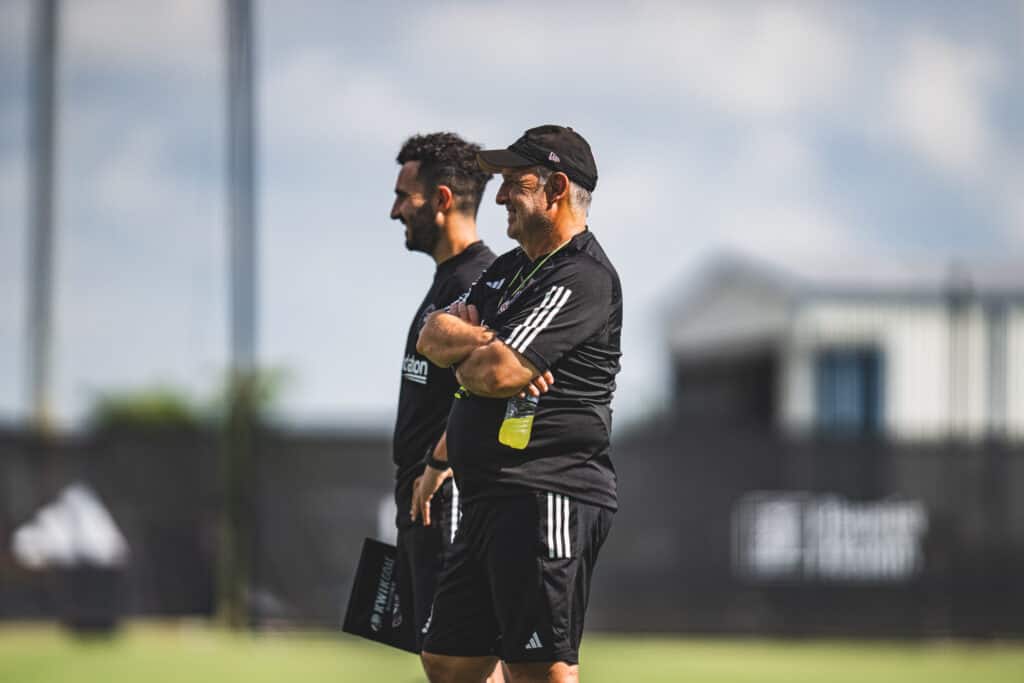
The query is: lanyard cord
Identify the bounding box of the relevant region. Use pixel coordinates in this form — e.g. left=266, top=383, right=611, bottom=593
left=496, top=238, right=572, bottom=312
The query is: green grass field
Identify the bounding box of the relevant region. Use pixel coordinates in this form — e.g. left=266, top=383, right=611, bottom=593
left=1, top=622, right=1021, bottom=683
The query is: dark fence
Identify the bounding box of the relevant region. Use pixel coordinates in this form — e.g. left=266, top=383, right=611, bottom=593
left=1, top=423, right=1022, bottom=636
left=592, top=420, right=1024, bottom=637
left=0, top=428, right=219, bottom=618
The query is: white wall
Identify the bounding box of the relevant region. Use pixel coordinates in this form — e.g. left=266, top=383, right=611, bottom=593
left=780, top=299, right=1024, bottom=441
left=1007, top=307, right=1024, bottom=441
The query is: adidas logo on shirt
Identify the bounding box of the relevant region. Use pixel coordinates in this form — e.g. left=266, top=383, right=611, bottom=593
left=524, top=632, right=543, bottom=650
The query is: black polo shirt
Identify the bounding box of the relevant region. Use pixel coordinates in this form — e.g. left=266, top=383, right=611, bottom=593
left=446, top=229, right=622, bottom=510
left=392, top=241, right=495, bottom=529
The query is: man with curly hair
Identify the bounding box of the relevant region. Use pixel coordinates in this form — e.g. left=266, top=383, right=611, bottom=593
left=388, top=132, right=498, bottom=666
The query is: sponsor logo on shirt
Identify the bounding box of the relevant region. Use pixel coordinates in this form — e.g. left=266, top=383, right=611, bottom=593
left=497, top=286, right=527, bottom=316
left=486, top=278, right=505, bottom=290
left=403, top=354, right=429, bottom=385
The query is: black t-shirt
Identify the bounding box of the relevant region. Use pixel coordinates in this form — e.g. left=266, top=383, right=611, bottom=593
left=446, top=229, right=622, bottom=510
left=392, top=241, right=495, bottom=529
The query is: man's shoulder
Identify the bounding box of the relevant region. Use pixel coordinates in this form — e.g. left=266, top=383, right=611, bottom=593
left=458, top=243, right=497, bottom=273
left=576, top=232, right=619, bottom=280
left=547, top=247, right=617, bottom=294
left=441, top=244, right=498, bottom=293
left=491, top=246, right=524, bottom=269
left=471, top=247, right=524, bottom=283
left=457, top=245, right=496, bottom=286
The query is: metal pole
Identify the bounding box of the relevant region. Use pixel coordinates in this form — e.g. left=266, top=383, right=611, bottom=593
left=221, top=0, right=259, bottom=629
left=26, top=0, right=59, bottom=434
left=227, top=0, right=257, bottom=370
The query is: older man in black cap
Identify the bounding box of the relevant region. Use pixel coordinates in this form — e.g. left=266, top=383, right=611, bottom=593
left=416, top=125, right=622, bottom=683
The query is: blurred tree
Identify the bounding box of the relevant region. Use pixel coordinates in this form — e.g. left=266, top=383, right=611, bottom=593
left=88, top=386, right=202, bottom=431
left=216, top=367, right=289, bottom=629
left=86, top=368, right=288, bottom=630
left=87, top=369, right=288, bottom=432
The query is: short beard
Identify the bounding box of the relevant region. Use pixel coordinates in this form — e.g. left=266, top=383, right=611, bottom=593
left=404, top=202, right=440, bottom=255
left=518, top=209, right=555, bottom=251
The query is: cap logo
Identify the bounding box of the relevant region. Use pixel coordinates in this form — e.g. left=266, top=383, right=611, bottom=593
left=548, top=151, right=560, bottom=163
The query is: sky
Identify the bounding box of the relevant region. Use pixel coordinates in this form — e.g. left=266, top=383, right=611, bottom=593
left=0, top=0, right=1022, bottom=430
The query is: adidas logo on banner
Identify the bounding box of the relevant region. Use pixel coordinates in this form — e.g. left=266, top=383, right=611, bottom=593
left=525, top=632, right=543, bottom=650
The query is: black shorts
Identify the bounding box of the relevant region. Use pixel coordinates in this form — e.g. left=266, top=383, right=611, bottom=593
left=394, top=478, right=461, bottom=652
left=422, top=492, right=613, bottom=665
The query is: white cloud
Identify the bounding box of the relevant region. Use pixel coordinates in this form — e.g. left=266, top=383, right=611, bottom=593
left=599, top=126, right=853, bottom=265
left=889, top=33, right=1000, bottom=178
left=63, top=0, right=219, bottom=77
left=664, top=3, right=854, bottom=118
left=91, top=126, right=181, bottom=222
left=0, top=0, right=30, bottom=64
left=262, top=49, right=469, bottom=154
left=421, top=1, right=853, bottom=119
left=3, top=0, right=1020, bottom=429
left=1003, top=165, right=1024, bottom=246
left=0, top=157, right=26, bottom=234
left=719, top=130, right=856, bottom=262
left=43, top=89, right=226, bottom=426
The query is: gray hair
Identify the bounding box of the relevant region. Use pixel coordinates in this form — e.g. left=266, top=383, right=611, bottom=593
left=533, top=166, right=592, bottom=216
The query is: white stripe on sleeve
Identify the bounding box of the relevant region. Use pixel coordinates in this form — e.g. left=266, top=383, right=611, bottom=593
left=505, top=286, right=560, bottom=350
left=513, top=288, right=572, bottom=353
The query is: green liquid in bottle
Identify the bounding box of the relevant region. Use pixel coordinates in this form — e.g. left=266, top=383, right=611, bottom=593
left=498, top=395, right=539, bottom=450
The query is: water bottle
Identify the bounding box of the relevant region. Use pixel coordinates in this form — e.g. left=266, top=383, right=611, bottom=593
left=498, top=395, right=539, bottom=450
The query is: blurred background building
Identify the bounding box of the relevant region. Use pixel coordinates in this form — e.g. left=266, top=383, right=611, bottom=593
left=669, top=254, right=1024, bottom=441
left=1, top=0, right=1022, bottom=638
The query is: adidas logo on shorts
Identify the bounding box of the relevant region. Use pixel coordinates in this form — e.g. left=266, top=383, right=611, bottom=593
left=524, top=631, right=543, bottom=650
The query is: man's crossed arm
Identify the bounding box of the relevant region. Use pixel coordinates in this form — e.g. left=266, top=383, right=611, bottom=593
left=410, top=301, right=553, bottom=526
left=416, top=301, right=553, bottom=399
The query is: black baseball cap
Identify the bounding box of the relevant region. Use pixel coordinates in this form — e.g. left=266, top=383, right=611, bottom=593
left=477, top=124, right=598, bottom=192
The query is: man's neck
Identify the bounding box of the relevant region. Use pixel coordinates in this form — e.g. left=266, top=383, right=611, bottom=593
left=432, top=213, right=479, bottom=265
left=521, top=221, right=586, bottom=261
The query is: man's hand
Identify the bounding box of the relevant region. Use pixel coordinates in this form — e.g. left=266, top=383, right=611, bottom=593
left=446, top=300, right=556, bottom=398
left=411, top=432, right=451, bottom=527
left=519, top=370, right=555, bottom=398
left=410, top=466, right=452, bottom=526
left=417, top=305, right=494, bottom=368
left=449, top=301, right=481, bottom=326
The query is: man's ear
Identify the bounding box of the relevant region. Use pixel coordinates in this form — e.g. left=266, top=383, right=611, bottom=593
left=435, top=184, right=454, bottom=213
left=546, top=172, right=570, bottom=204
